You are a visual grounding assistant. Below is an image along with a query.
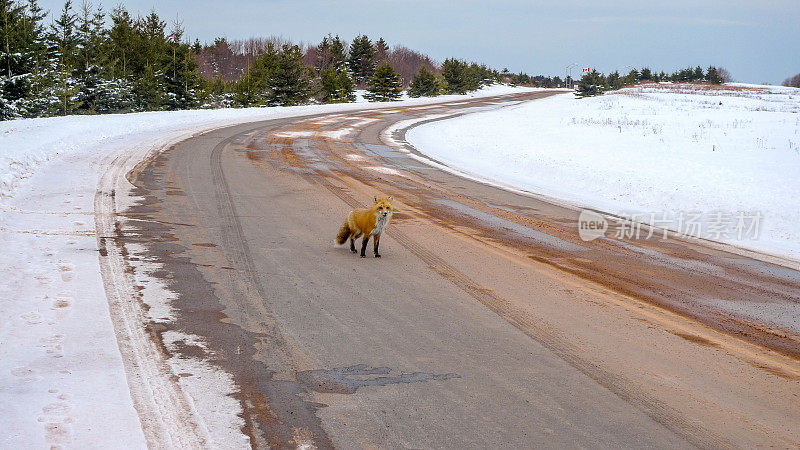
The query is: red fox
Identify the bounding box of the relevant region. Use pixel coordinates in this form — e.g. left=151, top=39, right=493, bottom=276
left=335, top=196, right=394, bottom=258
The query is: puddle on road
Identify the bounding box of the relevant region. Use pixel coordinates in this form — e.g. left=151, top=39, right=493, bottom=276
left=296, top=364, right=460, bottom=394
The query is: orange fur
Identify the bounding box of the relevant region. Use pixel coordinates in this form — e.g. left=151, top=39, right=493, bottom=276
left=335, top=196, right=394, bottom=257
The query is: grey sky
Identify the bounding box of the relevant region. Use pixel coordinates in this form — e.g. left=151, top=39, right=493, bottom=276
left=39, top=0, right=800, bottom=84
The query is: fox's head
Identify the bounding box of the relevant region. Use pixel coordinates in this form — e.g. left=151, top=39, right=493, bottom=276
left=373, top=196, right=394, bottom=220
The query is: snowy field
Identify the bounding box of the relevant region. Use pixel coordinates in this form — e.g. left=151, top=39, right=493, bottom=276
left=0, top=84, right=539, bottom=448
left=407, top=83, right=800, bottom=261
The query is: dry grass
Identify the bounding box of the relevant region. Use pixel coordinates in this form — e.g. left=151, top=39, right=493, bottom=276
left=628, top=82, right=773, bottom=95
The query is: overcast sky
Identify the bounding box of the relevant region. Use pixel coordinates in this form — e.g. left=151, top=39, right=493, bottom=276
left=38, top=0, right=800, bottom=84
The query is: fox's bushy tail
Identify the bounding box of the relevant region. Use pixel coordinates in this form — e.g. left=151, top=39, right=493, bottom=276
left=335, top=221, right=351, bottom=246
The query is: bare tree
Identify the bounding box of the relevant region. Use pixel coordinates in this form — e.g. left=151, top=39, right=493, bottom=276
left=195, top=36, right=289, bottom=82
left=717, top=67, right=733, bottom=83
left=387, top=46, right=438, bottom=88
left=783, top=73, right=800, bottom=88
left=195, top=34, right=442, bottom=88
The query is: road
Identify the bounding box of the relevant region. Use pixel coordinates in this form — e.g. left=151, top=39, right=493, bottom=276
left=116, top=91, right=800, bottom=448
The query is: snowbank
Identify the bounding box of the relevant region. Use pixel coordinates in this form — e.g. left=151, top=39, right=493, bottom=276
left=0, top=84, right=538, bottom=447
left=0, top=84, right=537, bottom=200
left=407, top=83, right=800, bottom=260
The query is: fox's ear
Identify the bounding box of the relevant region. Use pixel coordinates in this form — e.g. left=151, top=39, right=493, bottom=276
left=373, top=196, right=378, bottom=203
left=388, top=196, right=393, bottom=202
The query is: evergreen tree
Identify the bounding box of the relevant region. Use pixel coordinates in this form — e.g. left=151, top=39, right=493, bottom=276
left=1, top=0, right=26, bottom=79
left=315, top=34, right=346, bottom=72
left=706, top=66, right=722, bottom=84
left=162, top=19, right=198, bottom=110
left=465, top=62, right=487, bottom=91
left=267, top=43, right=311, bottom=106
left=1, top=0, right=29, bottom=117
left=442, top=58, right=468, bottom=94
left=74, top=1, right=109, bottom=113
left=50, top=0, right=79, bottom=114
left=234, top=42, right=276, bottom=106
left=364, top=61, right=401, bottom=101
left=622, top=68, right=638, bottom=85
left=639, top=67, right=652, bottom=81
left=319, top=66, right=354, bottom=103
left=407, top=66, right=438, bottom=97
left=693, top=66, right=703, bottom=81
left=606, top=70, right=621, bottom=90
left=131, top=10, right=169, bottom=110
left=75, top=1, right=104, bottom=73
left=373, top=37, right=388, bottom=64
left=0, top=91, right=14, bottom=119
left=107, top=6, right=134, bottom=79
left=575, top=69, right=606, bottom=98
left=347, top=34, right=374, bottom=85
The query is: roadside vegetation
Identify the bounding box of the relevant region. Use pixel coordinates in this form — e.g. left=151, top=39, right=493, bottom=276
left=0, top=0, right=521, bottom=119
left=575, top=65, right=733, bottom=98
left=2, top=0, right=780, bottom=118
left=783, top=73, right=800, bottom=88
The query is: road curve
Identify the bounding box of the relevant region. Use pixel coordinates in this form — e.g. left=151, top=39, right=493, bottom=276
left=118, top=92, right=800, bottom=448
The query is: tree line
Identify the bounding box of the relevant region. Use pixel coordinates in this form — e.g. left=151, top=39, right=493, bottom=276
left=574, top=65, right=733, bottom=98
left=1, top=0, right=526, bottom=119
left=783, top=73, right=800, bottom=88
left=3, top=0, right=756, bottom=119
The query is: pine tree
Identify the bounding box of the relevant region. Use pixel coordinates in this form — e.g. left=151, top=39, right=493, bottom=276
left=408, top=66, right=438, bottom=97
left=442, top=58, right=468, bottom=94
left=639, top=67, right=652, bottom=81
left=315, top=34, right=346, bottom=72
left=319, top=66, right=354, bottom=103
left=314, top=34, right=331, bottom=70
left=107, top=6, right=134, bottom=79
left=364, top=61, right=401, bottom=102
left=1, top=0, right=29, bottom=117
left=75, top=1, right=103, bottom=73
left=131, top=10, right=168, bottom=110
left=465, top=62, right=488, bottom=90
left=0, top=91, right=15, bottom=119
left=693, top=66, right=703, bottom=81
left=50, top=0, right=79, bottom=114
left=575, top=70, right=606, bottom=98
left=373, top=37, right=388, bottom=64
left=267, top=43, right=311, bottom=106
left=234, top=42, right=276, bottom=106
left=1, top=0, right=26, bottom=79
left=622, top=68, right=638, bottom=85
left=606, top=70, right=621, bottom=90
left=347, top=34, right=374, bottom=85
left=162, top=19, right=197, bottom=110
left=706, top=66, right=722, bottom=84
left=74, top=1, right=109, bottom=113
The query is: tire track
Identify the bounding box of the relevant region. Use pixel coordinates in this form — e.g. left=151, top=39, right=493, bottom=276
left=208, top=132, right=337, bottom=449
left=306, top=142, right=732, bottom=450
left=95, top=139, right=211, bottom=449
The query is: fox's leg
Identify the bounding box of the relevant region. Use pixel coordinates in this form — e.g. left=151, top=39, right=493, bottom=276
left=360, top=235, right=370, bottom=258
left=350, top=231, right=361, bottom=253
left=373, top=234, right=381, bottom=258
